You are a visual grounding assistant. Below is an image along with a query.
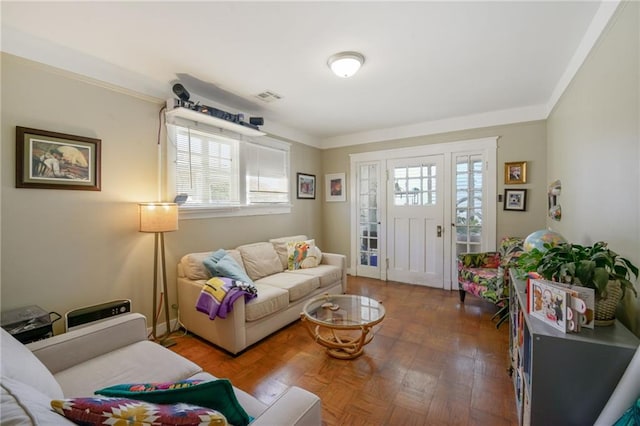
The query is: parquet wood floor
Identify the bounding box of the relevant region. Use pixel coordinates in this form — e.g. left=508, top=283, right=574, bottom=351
left=170, top=276, right=519, bottom=425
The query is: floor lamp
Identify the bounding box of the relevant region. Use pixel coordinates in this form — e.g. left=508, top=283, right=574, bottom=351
left=139, top=202, right=178, bottom=347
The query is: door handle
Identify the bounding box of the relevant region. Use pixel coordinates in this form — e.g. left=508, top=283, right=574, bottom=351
left=437, top=225, right=442, bottom=237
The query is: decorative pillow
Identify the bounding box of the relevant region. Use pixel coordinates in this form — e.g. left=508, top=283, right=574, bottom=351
left=300, top=245, right=322, bottom=269
left=287, top=239, right=315, bottom=270
left=95, top=379, right=250, bottom=426
left=51, top=396, right=228, bottom=426
left=269, top=235, right=308, bottom=269
left=203, top=249, right=255, bottom=286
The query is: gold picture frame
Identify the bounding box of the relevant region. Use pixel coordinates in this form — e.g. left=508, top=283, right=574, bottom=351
left=505, top=161, right=527, bottom=185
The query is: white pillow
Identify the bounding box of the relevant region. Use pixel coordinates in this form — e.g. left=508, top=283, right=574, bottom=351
left=300, top=246, right=323, bottom=269
left=1, top=376, right=73, bottom=425
left=0, top=329, right=63, bottom=400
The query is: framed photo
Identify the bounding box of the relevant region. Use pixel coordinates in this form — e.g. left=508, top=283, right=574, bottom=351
left=325, top=173, right=346, bottom=202
left=16, top=126, right=101, bottom=191
left=505, top=161, right=527, bottom=185
left=296, top=172, right=316, bottom=199
left=504, top=189, right=527, bottom=211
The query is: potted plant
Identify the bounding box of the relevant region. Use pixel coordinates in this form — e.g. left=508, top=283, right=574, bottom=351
left=517, top=241, right=638, bottom=325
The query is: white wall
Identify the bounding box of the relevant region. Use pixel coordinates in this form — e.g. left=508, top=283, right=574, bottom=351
left=0, top=54, right=323, bottom=334
left=547, top=1, right=640, bottom=334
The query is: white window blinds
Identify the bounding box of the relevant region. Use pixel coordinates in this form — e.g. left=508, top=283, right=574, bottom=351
left=169, top=123, right=290, bottom=214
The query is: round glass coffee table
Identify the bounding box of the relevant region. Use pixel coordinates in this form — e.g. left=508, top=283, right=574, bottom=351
left=300, top=294, right=385, bottom=359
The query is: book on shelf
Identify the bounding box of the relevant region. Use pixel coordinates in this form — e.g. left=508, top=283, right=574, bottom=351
left=527, top=278, right=594, bottom=333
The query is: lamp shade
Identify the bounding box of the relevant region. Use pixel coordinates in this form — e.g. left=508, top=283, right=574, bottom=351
left=328, top=51, right=365, bottom=78
left=139, top=203, right=178, bottom=233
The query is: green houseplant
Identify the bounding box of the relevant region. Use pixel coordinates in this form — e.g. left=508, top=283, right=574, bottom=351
left=517, top=241, right=638, bottom=324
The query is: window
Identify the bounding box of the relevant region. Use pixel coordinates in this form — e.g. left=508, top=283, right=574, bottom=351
left=167, top=123, right=290, bottom=218
left=392, top=164, right=437, bottom=206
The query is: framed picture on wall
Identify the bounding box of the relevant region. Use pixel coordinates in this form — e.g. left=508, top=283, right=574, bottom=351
left=504, top=189, right=527, bottom=211
left=325, top=173, right=346, bottom=202
left=505, top=161, right=527, bottom=185
left=296, top=173, right=316, bottom=199
left=15, top=126, right=101, bottom=191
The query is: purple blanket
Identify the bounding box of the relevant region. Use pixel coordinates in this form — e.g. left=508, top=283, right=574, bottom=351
left=196, top=277, right=257, bottom=320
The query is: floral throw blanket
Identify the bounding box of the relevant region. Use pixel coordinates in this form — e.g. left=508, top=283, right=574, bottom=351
left=196, top=277, right=257, bottom=320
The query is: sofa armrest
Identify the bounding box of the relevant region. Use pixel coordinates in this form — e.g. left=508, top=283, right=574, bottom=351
left=251, top=386, right=321, bottom=426
left=321, top=252, right=347, bottom=293
left=26, top=313, right=148, bottom=374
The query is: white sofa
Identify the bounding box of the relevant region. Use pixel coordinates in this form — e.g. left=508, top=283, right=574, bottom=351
left=177, top=235, right=347, bottom=354
left=1, top=312, right=321, bottom=425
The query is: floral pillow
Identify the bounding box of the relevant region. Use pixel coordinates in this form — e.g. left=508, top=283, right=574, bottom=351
left=287, top=240, right=315, bottom=270
left=51, top=396, right=228, bottom=426
left=95, top=379, right=250, bottom=426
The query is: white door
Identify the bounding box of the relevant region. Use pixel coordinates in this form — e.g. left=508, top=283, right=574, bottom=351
left=356, top=162, right=382, bottom=279
left=387, top=155, right=444, bottom=287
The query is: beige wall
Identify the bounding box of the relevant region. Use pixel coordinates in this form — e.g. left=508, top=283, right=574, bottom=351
left=321, top=121, right=548, bottom=264
left=0, top=54, right=323, bottom=333
left=547, top=1, right=640, bottom=333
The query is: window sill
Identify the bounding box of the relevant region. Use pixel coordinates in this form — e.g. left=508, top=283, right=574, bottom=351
left=179, top=204, right=292, bottom=220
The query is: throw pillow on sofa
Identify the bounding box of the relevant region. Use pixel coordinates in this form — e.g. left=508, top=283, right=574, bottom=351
left=51, top=396, right=228, bottom=426
left=204, top=249, right=255, bottom=286
left=301, top=245, right=322, bottom=269
left=95, top=379, right=251, bottom=426
left=287, top=239, right=316, bottom=270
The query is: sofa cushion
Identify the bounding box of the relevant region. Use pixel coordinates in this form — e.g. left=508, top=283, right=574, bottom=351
left=51, top=396, right=228, bottom=425
left=0, top=328, right=64, bottom=400
left=269, top=235, right=308, bottom=269
left=96, top=379, right=250, bottom=426
left=1, top=376, right=74, bottom=425
left=181, top=251, right=214, bottom=280
left=256, top=273, right=320, bottom=302
left=245, top=283, right=289, bottom=322
left=203, top=249, right=254, bottom=285
left=289, top=264, right=342, bottom=287
left=237, top=242, right=283, bottom=281
left=286, top=239, right=316, bottom=270
left=53, top=340, right=202, bottom=397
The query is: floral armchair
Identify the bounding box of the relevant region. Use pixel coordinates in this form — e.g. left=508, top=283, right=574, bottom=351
left=457, top=237, right=524, bottom=308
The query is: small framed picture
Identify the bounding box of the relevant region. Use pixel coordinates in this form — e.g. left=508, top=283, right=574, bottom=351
left=16, top=126, right=101, bottom=191
left=505, top=161, right=527, bottom=185
left=325, top=173, right=346, bottom=202
left=296, top=173, right=316, bottom=199
left=504, top=189, right=527, bottom=211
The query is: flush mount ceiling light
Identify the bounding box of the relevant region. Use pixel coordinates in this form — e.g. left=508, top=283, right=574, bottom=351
left=327, top=51, right=365, bottom=78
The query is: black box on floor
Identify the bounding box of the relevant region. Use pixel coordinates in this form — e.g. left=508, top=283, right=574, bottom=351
left=1, top=305, right=60, bottom=344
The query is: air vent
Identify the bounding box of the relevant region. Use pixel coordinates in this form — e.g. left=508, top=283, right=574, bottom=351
left=255, top=90, right=283, bottom=103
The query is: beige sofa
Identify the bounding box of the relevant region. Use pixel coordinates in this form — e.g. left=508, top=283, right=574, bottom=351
left=178, top=235, right=347, bottom=354
left=1, top=313, right=321, bottom=425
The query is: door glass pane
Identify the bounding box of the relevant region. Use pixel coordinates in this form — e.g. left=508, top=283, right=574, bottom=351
left=393, top=162, right=438, bottom=206
left=456, top=154, right=484, bottom=255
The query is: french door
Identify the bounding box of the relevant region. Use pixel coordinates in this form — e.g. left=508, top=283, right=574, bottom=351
left=355, top=162, right=382, bottom=279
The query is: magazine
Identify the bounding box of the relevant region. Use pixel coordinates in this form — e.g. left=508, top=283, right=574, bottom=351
left=527, top=279, right=594, bottom=333
left=544, top=281, right=595, bottom=329
left=528, top=279, right=570, bottom=332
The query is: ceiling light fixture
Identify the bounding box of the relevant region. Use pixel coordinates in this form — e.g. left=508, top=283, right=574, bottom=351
left=328, top=51, right=365, bottom=78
